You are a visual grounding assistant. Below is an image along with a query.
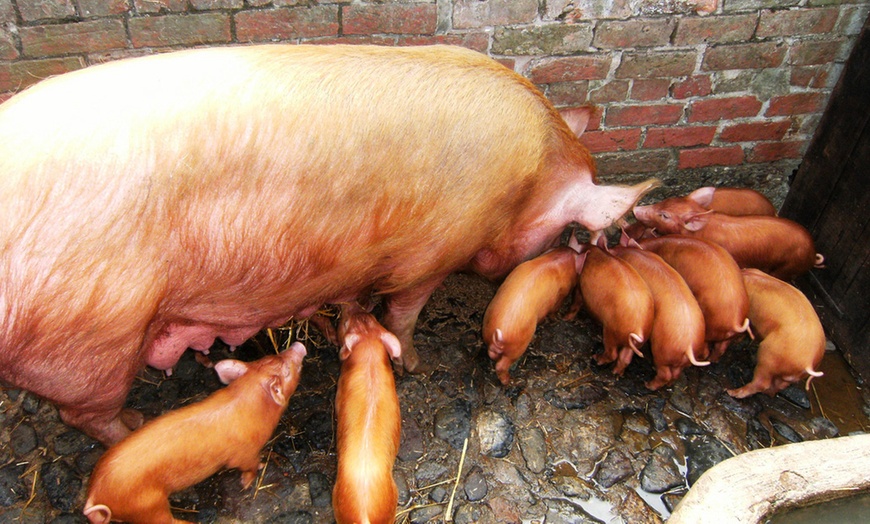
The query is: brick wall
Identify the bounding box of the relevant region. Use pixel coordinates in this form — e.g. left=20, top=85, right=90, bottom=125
left=1, top=0, right=868, bottom=197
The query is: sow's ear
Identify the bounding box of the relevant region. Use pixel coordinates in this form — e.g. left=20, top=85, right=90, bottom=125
left=215, top=359, right=250, bottom=385
left=559, top=106, right=596, bottom=137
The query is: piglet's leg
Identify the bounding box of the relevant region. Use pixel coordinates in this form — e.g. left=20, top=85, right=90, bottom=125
left=382, top=276, right=445, bottom=374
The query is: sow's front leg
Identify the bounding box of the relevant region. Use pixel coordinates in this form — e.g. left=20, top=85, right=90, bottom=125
left=381, top=276, right=446, bottom=374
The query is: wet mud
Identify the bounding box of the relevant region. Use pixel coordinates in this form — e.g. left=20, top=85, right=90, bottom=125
left=1, top=273, right=868, bottom=523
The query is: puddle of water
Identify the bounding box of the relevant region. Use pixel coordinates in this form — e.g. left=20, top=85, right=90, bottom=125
left=577, top=494, right=620, bottom=523
left=634, top=486, right=670, bottom=518
left=765, top=490, right=870, bottom=523
left=811, top=350, right=869, bottom=434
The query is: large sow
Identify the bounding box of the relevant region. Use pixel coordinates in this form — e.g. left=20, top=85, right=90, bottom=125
left=0, top=45, right=654, bottom=444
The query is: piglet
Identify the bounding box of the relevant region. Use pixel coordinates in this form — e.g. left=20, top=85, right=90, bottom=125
left=727, top=269, right=825, bottom=398
left=483, top=247, right=579, bottom=385
left=682, top=186, right=777, bottom=217
left=634, top=234, right=750, bottom=360
left=333, top=303, right=402, bottom=524
left=632, top=193, right=822, bottom=281
left=573, top=243, right=654, bottom=375
left=610, top=244, right=709, bottom=390
left=83, top=343, right=306, bottom=524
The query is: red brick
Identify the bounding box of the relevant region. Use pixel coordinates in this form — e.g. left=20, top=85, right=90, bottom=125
left=1, top=26, right=17, bottom=60
left=191, top=0, right=242, bottom=9
left=133, top=0, right=186, bottom=14
left=790, top=66, right=831, bottom=89
left=20, top=19, right=127, bottom=57
left=607, top=104, right=684, bottom=126
left=397, top=32, right=489, bottom=53
left=719, top=120, right=792, bottom=143
left=580, top=128, right=642, bottom=153
left=78, top=0, right=128, bottom=16
left=129, top=13, right=231, bottom=47
left=702, top=42, right=786, bottom=71
left=453, top=0, right=537, bottom=29
left=631, top=79, right=670, bottom=101
left=617, top=51, right=696, bottom=79
left=644, top=126, right=717, bottom=149
left=589, top=80, right=630, bottom=104
left=689, top=96, right=762, bottom=122
left=679, top=146, right=744, bottom=169
left=673, top=76, right=712, bottom=99
left=747, top=141, right=806, bottom=163
left=766, top=93, right=827, bottom=116
left=595, top=150, right=673, bottom=176
left=789, top=39, right=844, bottom=66
left=757, top=8, right=839, bottom=38
left=303, top=35, right=396, bottom=46
left=18, top=0, right=75, bottom=22
left=343, top=3, right=437, bottom=35
left=547, top=81, right=590, bottom=106
left=674, top=14, right=756, bottom=45
left=0, top=92, right=13, bottom=104
left=235, top=6, right=339, bottom=42
left=593, top=18, right=674, bottom=49
left=0, top=56, right=85, bottom=92
left=529, top=56, right=612, bottom=83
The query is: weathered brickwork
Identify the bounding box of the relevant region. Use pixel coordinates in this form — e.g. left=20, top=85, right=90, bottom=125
left=1, top=0, right=868, bottom=184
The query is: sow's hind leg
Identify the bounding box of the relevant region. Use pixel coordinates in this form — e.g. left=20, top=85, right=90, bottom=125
left=56, top=358, right=145, bottom=446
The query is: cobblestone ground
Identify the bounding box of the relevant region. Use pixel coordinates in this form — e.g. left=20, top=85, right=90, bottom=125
left=2, top=273, right=868, bottom=524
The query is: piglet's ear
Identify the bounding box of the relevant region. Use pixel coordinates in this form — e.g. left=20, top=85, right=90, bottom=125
left=381, top=332, right=402, bottom=361
left=215, top=360, right=249, bottom=384
left=340, top=333, right=360, bottom=361
left=574, top=251, right=588, bottom=274
left=269, top=376, right=286, bottom=406
left=687, top=187, right=716, bottom=208
left=683, top=213, right=710, bottom=232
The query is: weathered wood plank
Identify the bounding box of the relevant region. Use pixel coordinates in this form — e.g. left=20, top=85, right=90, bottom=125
left=668, top=434, right=870, bottom=524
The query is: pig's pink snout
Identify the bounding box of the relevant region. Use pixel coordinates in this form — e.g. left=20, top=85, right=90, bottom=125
left=633, top=204, right=653, bottom=223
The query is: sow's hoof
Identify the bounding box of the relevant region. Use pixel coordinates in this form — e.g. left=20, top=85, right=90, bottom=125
left=120, top=408, right=145, bottom=431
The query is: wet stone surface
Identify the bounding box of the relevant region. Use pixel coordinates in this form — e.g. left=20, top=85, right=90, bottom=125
left=1, top=273, right=868, bottom=523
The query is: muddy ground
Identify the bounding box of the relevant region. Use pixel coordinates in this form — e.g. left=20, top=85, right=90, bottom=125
left=1, top=271, right=868, bottom=524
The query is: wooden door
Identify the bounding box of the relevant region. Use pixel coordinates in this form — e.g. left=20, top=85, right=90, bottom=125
left=780, top=17, right=870, bottom=382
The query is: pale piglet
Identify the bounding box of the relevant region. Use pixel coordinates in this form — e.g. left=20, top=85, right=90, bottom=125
left=483, top=247, right=580, bottom=385
left=610, top=245, right=709, bottom=390
left=0, top=45, right=656, bottom=445
left=635, top=235, right=750, bottom=360
left=572, top=244, right=654, bottom=375
left=681, top=186, right=776, bottom=217
left=621, top=186, right=776, bottom=241
left=728, top=269, right=825, bottom=398
left=83, top=343, right=306, bottom=524
left=333, top=303, right=402, bottom=524
left=632, top=193, right=822, bottom=280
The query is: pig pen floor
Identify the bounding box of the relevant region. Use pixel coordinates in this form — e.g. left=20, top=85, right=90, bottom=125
left=1, top=273, right=868, bottom=524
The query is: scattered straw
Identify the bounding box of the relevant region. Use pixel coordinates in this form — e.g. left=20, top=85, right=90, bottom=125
left=22, top=468, right=37, bottom=510
left=811, top=382, right=828, bottom=421
left=254, top=446, right=273, bottom=500
left=444, top=437, right=468, bottom=522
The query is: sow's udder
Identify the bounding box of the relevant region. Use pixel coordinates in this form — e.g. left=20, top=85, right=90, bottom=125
left=146, top=323, right=263, bottom=370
